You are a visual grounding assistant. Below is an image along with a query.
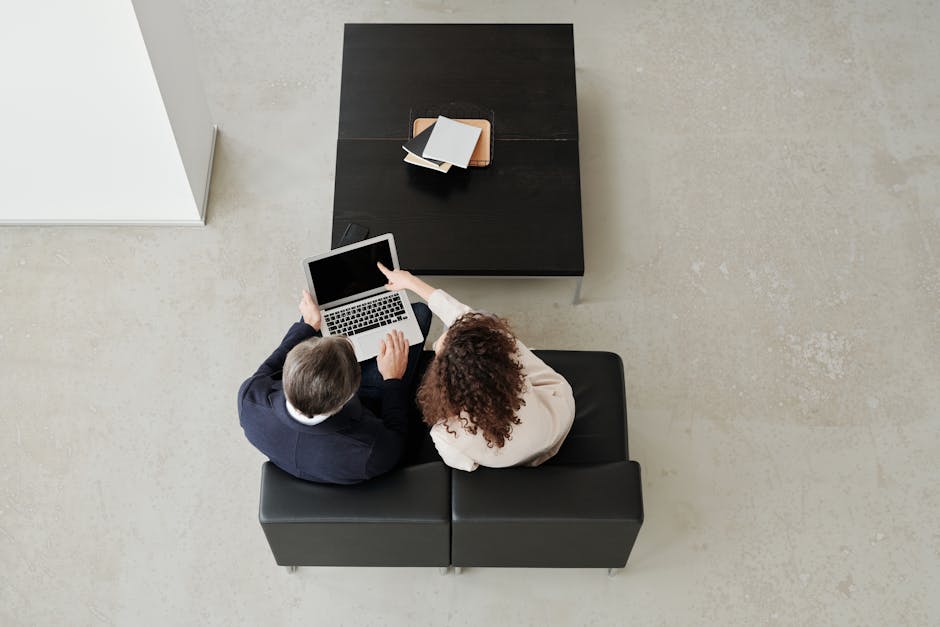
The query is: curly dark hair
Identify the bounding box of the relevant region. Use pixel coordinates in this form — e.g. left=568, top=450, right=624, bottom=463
left=417, top=312, right=526, bottom=448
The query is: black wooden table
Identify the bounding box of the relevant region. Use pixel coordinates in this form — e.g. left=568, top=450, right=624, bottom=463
left=332, top=24, right=584, bottom=301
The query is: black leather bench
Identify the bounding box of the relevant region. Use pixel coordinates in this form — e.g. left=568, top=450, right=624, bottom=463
left=258, top=350, right=644, bottom=571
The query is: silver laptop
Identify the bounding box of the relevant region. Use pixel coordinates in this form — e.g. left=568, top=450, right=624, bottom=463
left=302, top=233, right=424, bottom=362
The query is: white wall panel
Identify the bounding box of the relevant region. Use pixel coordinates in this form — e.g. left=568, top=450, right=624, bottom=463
left=0, top=0, right=214, bottom=224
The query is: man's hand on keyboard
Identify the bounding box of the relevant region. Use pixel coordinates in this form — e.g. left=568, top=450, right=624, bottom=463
left=299, top=289, right=322, bottom=331
left=377, top=329, right=408, bottom=381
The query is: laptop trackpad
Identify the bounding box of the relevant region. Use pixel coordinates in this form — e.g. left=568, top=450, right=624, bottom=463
left=352, top=331, right=385, bottom=363
left=351, top=317, right=424, bottom=363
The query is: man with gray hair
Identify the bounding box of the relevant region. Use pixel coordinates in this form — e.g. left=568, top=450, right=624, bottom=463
left=239, top=289, right=431, bottom=484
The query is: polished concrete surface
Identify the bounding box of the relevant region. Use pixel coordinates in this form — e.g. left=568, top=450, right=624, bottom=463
left=2, top=1, right=939, bottom=625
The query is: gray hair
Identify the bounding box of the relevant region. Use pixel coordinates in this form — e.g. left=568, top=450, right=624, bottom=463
left=283, top=336, right=360, bottom=417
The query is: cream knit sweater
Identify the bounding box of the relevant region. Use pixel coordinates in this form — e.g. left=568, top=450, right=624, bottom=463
left=426, top=290, right=576, bottom=471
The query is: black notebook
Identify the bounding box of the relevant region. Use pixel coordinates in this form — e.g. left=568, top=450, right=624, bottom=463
left=402, top=123, right=452, bottom=173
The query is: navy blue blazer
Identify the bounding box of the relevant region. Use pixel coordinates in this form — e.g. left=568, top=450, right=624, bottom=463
left=238, top=321, right=410, bottom=484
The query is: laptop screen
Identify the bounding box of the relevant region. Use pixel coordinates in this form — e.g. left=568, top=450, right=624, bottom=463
left=307, top=239, right=394, bottom=306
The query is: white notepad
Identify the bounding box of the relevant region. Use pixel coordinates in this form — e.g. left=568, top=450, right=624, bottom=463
left=421, top=116, right=483, bottom=169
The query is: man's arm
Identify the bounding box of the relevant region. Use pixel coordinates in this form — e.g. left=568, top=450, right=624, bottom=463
left=253, top=289, right=323, bottom=376
left=362, top=329, right=411, bottom=478
left=363, top=379, right=411, bottom=479
left=252, top=321, right=316, bottom=378
left=240, top=290, right=322, bottom=409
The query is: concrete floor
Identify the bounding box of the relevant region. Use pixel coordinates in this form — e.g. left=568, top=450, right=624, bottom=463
left=2, top=1, right=939, bottom=625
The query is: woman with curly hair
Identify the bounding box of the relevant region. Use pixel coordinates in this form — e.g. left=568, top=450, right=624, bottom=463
left=378, top=263, right=576, bottom=471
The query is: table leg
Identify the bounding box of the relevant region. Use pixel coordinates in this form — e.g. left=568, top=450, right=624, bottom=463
left=572, top=276, right=583, bottom=305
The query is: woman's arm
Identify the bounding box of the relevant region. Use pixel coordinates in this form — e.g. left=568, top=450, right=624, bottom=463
left=377, top=262, right=437, bottom=301
left=378, top=263, right=472, bottom=326
left=430, top=426, right=479, bottom=472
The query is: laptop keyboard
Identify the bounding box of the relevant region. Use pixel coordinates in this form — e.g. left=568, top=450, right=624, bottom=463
left=324, top=293, right=409, bottom=337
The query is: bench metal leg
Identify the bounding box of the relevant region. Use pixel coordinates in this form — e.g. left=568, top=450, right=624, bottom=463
left=286, top=565, right=298, bottom=573
left=438, top=567, right=449, bottom=575
left=607, top=567, right=620, bottom=577
left=454, top=567, right=463, bottom=575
